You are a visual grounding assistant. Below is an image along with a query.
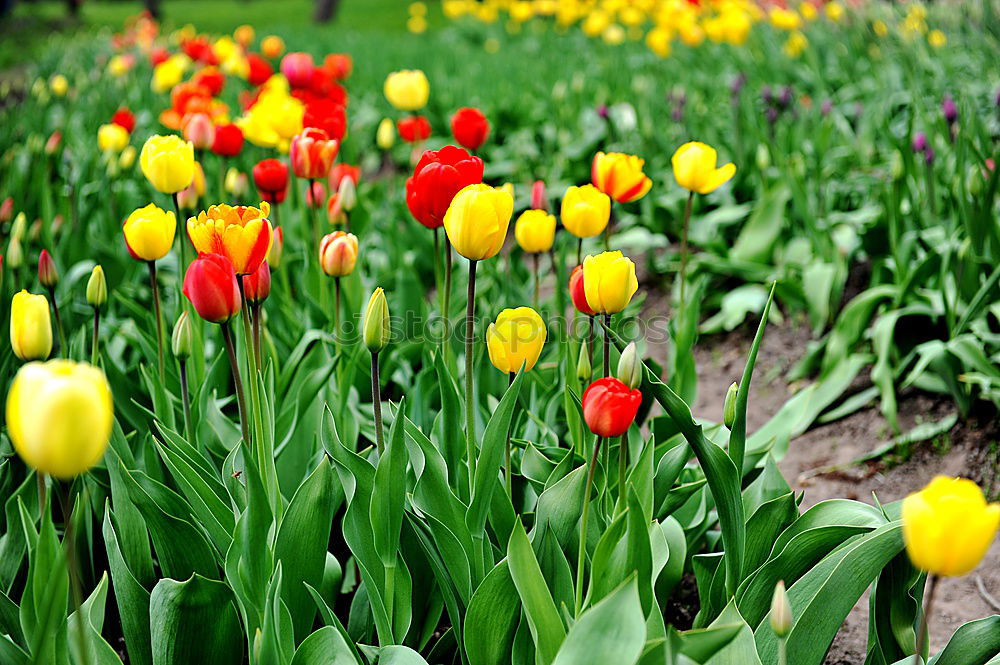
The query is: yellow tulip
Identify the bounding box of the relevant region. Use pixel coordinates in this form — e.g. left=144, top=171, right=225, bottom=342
left=140, top=135, right=195, bottom=194
left=769, top=7, right=802, bottom=30
left=514, top=210, right=556, bottom=253
left=363, top=287, right=390, bottom=353
left=443, top=184, right=514, bottom=261
left=123, top=204, right=177, bottom=262
left=98, top=124, right=130, bottom=154
left=592, top=152, right=652, bottom=204
left=671, top=142, right=736, bottom=195
left=928, top=29, right=947, bottom=48
left=646, top=27, right=672, bottom=57
left=119, top=145, right=137, bottom=170
left=10, top=291, right=52, bottom=361
left=49, top=74, right=68, bottom=97
left=583, top=251, right=638, bottom=314
left=486, top=307, right=547, bottom=374
left=151, top=59, right=184, bottom=93
left=384, top=70, right=430, bottom=112
left=873, top=20, right=889, bottom=37
left=799, top=2, right=818, bottom=21
left=783, top=30, right=808, bottom=58
left=561, top=184, right=611, bottom=239
left=903, top=476, right=999, bottom=577
left=825, top=1, right=844, bottom=22
left=6, top=360, right=113, bottom=478
left=376, top=118, right=396, bottom=150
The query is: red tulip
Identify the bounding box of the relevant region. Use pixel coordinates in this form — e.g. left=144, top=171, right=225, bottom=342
left=450, top=107, right=490, bottom=152
left=324, top=54, right=352, bottom=80
left=242, top=260, right=271, bottom=305
left=212, top=124, right=244, bottom=157
left=38, top=250, right=58, bottom=288
left=247, top=54, right=274, bottom=87
left=150, top=47, right=170, bottom=67
left=112, top=108, right=136, bottom=133
left=306, top=181, right=327, bottom=208
left=281, top=52, right=314, bottom=88
left=0, top=197, right=13, bottom=223
left=253, top=159, right=289, bottom=204
left=405, top=146, right=484, bottom=229
left=290, top=127, right=339, bottom=180
left=192, top=67, right=225, bottom=97
left=303, top=99, right=346, bottom=142
left=183, top=253, right=242, bottom=323
left=397, top=116, right=432, bottom=144
left=328, top=163, right=361, bottom=191
left=531, top=180, right=547, bottom=211
left=306, top=69, right=347, bottom=103
left=568, top=265, right=595, bottom=315
left=582, top=377, right=642, bottom=438
left=183, top=113, right=216, bottom=151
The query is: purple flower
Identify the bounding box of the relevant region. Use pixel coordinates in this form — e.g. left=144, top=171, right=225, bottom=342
left=766, top=107, right=779, bottom=125
left=912, top=131, right=928, bottom=153
left=942, top=94, right=958, bottom=125
left=761, top=85, right=773, bottom=105
left=730, top=73, right=747, bottom=99
left=596, top=105, right=609, bottom=119
left=924, top=146, right=935, bottom=165
left=821, top=99, right=833, bottom=116
left=778, top=85, right=794, bottom=109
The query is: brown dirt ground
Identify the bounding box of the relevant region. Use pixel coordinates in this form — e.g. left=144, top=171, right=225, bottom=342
left=639, top=274, right=1000, bottom=662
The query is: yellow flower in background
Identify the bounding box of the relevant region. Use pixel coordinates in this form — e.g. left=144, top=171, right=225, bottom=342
left=261, top=35, right=286, bottom=59
left=902, top=477, right=1000, bottom=577
left=410, top=1, right=427, bottom=16
left=602, top=24, right=627, bottom=45
left=825, top=1, right=844, bottom=22
left=928, top=29, right=947, bottom=48
left=376, top=118, right=396, bottom=149
left=408, top=15, right=428, bottom=33
left=384, top=70, right=430, bottom=111
left=784, top=30, right=808, bottom=57
left=769, top=7, right=802, bottom=30
left=6, top=360, right=113, bottom=479
left=799, top=2, right=818, bottom=22
left=672, top=142, right=737, bottom=194
left=234, top=24, right=255, bottom=47
left=98, top=124, right=130, bottom=154
left=10, top=291, right=52, bottom=361
left=561, top=184, right=611, bottom=239
left=140, top=135, right=195, bottom=194
left=592, top=152, right=652, bottom=204
left=123, top=204, right=176, bottom=262
left=679, top=22, right=705, bottom=47
left=646, top=27, right=672, bottom=57
left=510, top=1, right=535, bottom=22
left=443, top=184, right=514, bottom=261
left=108, top=54, right=132, bottom=77
left=486, top=307, right=547, bottom=374
left=514, top=209, right=557, bottom=253
left=49, top=74, right=68, bottom=97
left=151, top=57, right=185, bottom=93
left=583, top=251, right=638, bottom=315
left=582, top=10, right=611, bottom=37
left=119, top=145, right=137, bottom=170
left=443, top=0, right=471, bottom=19
left=873, top=19, right=889, bottom=37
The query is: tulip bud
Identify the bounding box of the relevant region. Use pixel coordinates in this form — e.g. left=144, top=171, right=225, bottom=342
left=338, top=175, right=357, bottom=212
left=12, top=211, right=26, bottom=240
left=119, top=145, right=137, bottom=170
left=755, top=143, right=771, bottom=171
left=243, top=261, right=271, bottom=306
left=45, top=131, right=62, bottom=155
left=172, top=311, right=193, bottom=359
left=6, top=235, right=23, bottom=269
left=577, top=342, right=592, bottom=381
left=617, top=342, right=642, bottom=390
left=531, top=180, right=547, bottom=211
left=363, top=287, right=390, bottom=353
left=225, top=168, right=248, bottom=198
left=87, top=265, right=107, bottom=308
left=376, top=118, right=396, bottom=150
left=268, top=227, right=284, bottom=268
left=0, top=197, right=13, bottom=223
left=890, top=150, right=905, bottom=181
left=37, top=250, right=58, bottom=288
left=968, top=165, right=983, bottom=197
left=183, top=113, right=216, bottom=151
left=723, top=382, right=738, bottom=428
left=770, top=581, right=792, bottom=638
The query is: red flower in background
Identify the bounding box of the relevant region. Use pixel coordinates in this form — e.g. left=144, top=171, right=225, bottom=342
left=329, top=163, right=361, bottom=190
left=308, top=69, right=347, bottom=104
left=247, top=54, right=274, bottom=87
left=303, top=98, right=346, bottom=142
left=253, top=159, right=289, bottom=204
left=450, top=107, right=490, bottom=152
left=242, top=260, right=271, bottom=306
left=150, top=47, right=170, bottom=66
left=212, top=124, right=244, bottom=157
left=397, top=116, right=431, bottom=144
left=405, top=145, right=484, bottom=229
left=290, top=127, right=339, bottom=180
left=183, top=253, right=242, bottom=323
left=568, top=265, right=596, bottom=315
left=582, top=378, right=642, bottom=438
left=192, top=67, right=225, bottom=97
left=281, top=52, right=315, bottom=88
left=324, top=54, right=352, bottom=80
left=182, top=37, right=219, bottom=65
left=112, top=108, right=136, bottom=133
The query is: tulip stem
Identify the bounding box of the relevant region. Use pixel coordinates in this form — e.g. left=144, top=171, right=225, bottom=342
left=679, top=191, right=694, bottom=306
left=444, top=238, right=453, bottom=353
left=587, top=315, right=595, bottom=371
left=371, top=351, right=384, bottom=455
left=91, top=308, right=100, bottom=366
left=172, top=192, right=187, bottom=296
left=148, top=261, right=165, bottom=378
left=603, top=313, right=612, bottom=378
left=914, top=574, right=940, bottom=665
left=575, top=435, right=603, bottom=616
left=251, top=303, right=262, bottom=371
left=576, top=237, right=583, bottom=267
left=221, top=322, right=251, bottom=446
left=37, top=472, right=46, bottom=520
left=58, top=484, right=91, bottom=665
left=505, top=371, right=515, bottom=500
left=47, top=287, right=67, bottom=357
left=616, top=435, right=627, bottom=513
left=778, top=638, right=787, bottom=665
left=433, top=228, right=442, bottom=318
left=179, top=358, right=193, bottom=443
left=532, top=253, right=541, bottom=311
left=333, top=278, right=341, bottom=346
left=465, top=259, right=478, bottom=497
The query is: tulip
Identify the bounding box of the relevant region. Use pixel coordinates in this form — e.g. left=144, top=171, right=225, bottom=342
left=243, top=260, right=271, bottom=306
left=376, top=118, right=396, bottom=150
left=406, top=146, right=485, bottom=230
left=6, top=360, right=113, bottom=478
left=152, top=59, right=185, bottom=93
left=177, top=161, right=207, bottom=211
left=0, top=197, right=13, bottom=223
left=591, top=152, right=652, bottom=204
left=531, top=180, right=547, bottom=211
left=225, top=168, right=249, bottom=198
left=42, top=130, right=59, bottom=155
left=140, top=135, right=196, bottom=195
left=583, top=251, right=638, bottom=316
left=10, top=290, right=52, bottom=361
left=87, top=265, right=107, bottom=309
left=325, top=54, right=353, bottom=80
left=617, top=342, right=642, bottom=391
left=582, top=377, right=641, bottom=438
left=770, top=581, right=793, bottom=638
left=363, top=287, right=390, bottom=452
left=337, top=176, right=357, bottom=214
left=210, top=123, right=243, bottom=158
left=724, top=382, right=738, bottom=429
left=576, top=341, right=592, bottom=381
left=98, top=124, right=130, bottom=153
left=514, top=210, right=556, bottom=254
left=187, top=202, right=273, bottom=275
left=569, top=264, right=596, bottom=316
left=183, top=253, right=242, bottom=324
left=119, top=146, right=137, bottom=170
left=37, top=249, right=57, bottom=288
left=253, top=159, right=289, bottom=206
left=397, top=115, right=432, bottom=144
left=561, top=184, right=611, bottom=262
left=110, top=108, right=136, bottom=133
left=671, top=141, right=736, bottom=195
left=290, top=127, right=339, bottom=180
left=319, top=231, right=358, bottom=278
left=268, top=227, right=284, bottom=268
left=234, top=24, right=255, bottom=47
left=450, top=107, right=490, bottom=152
left=384, top=69, right=429, bottom=111
left=443, top=184, right=513, bottom=261
left=280, top=52, right=315, bottom=88
left=247, top=55, right=274, bottom=87
left=261, top=35, right=285, bottom=59
left=486, top=307, right=546, bottom=375
left=183, top=113, right=216, bottom=151
left=306, top=181, right=327, bottom=208
left=123, top=204, right=176, bottom=262
left=49, top=74, right=68, bottom=97
left=329, top=163, right=361, bottom=191
left=172, top=311, right=193, bottom=359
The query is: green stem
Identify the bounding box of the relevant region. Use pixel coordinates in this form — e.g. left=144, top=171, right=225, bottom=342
left=251, top=303, right=262, bottom=371
left=679, top=190, right=694, bottom=306
left=602, top=313, right=611, bottom=378
left=334, top=277, right=341, bottom=346
left=616, top=435, right=627, bottom=512
left=180, top=359, right=192, bottom=443
left=576, top=236, right=583, bottom=267
left=913, top=574, right=940, bottom=665
left=371, top=351, right=384, bottom=454
left=443, top=237, right=453, bottom=359
left=48, top=287, right=67, bottom=357
left=90, top=308, right=100, bottom=366
left=575, top=436, right=603, bottom=616
left=465, top=259, right=478, bottom=498
left=148, top=261, right=165, bottom=379
left=505, top=371, right=515, bottom=499
left=172, top=192, right=187, bottom=301
left=778, top=638, right=787, bottom=665
left=59, top=484, right=90, bottom=665
left=532, top=253, right=540, bottom=311
left=221, top=322, right=251, bottom=446
left=238, top=283, right=266, bottom=460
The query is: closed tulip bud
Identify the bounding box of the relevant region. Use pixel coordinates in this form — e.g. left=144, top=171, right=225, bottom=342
left=0, top=197, right=13, bottom=223
left=376, top=118, right=396, bottom=150
left=363, top=287, right=390, bottom=353
left=617, top=342, right=642, bottom=390
left=672, top=142, right=737, bottom=195
left=6, top=235, right=23, bottom=269
left=87, top=265, right=107, bottom=308
left=140, top=135, right=196, bottom=194
left=37, top=249, right=58, bottom=288
left=225, top=168, right=249, bottom=197
left=49, top=74, right=69, bottom=97
left=902, top=476, right=999, bottom=577
left=183, top=253, right=242, bottom=323
left=755, top=143, right=771, bottom=171
left=576, top=342, right=592, bottom=381
left=6, top=359, right=113, bottom=478
left=10, top=290, right=53, bottom=361
left=582, top=377, right=642, bottom=438
left=561, top=184, right=611, bottom=239
left=306, top=181, right=327, bottom=208
left=568, top=264, right=596, bottom=315
left=770, top=581, right=792, bottom=638
left=723, top=382, right=738, bottom=428
left=443, top=184, right=514, bottom=261
left=531, top=180, right=547, bottom=211
left=319, top=231, right=358, bottom=277
left=486, top=307, right=547, bottom=374
left=592, top=152, right=652, bottom=204
left=514, top=209, right=556, bottom=254
left=187, top=202, right=273, bottom=275
left=242, top=261, right=271, bottom=305
left=182, top=113, right=216, bottom=151
left=890, top=150, right=905, bottom=181
left=338, top=175, right=357, bottom=212
left=268, top=227, right=284, bottom=268
left=252, top=159, right=289, bottom=204
left=583, top=251, right=638, bottom=315
left=123, top=204, right=177, bottom=262
left=384, top=69, right=429, bottom=111
left=12, top=211, right=26, bottom=240
left=172, top=311, right=193, bottom=358
left=280, top=52, right=315, bottom=88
